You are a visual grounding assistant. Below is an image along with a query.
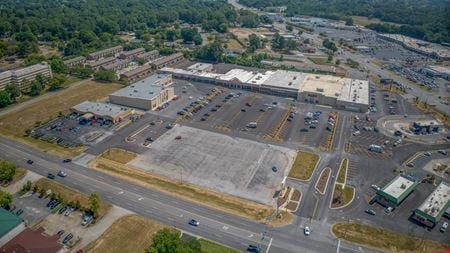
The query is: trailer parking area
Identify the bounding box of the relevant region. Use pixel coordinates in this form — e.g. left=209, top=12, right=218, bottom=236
left=128, top=125, right=297, bottom=205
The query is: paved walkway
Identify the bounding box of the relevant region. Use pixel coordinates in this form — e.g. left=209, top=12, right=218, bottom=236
left=1, top=170, right=42, bottom=195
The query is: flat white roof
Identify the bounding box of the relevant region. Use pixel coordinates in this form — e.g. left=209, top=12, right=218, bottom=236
left=380, top=34, right=450, bottom=58
left=187, top=63, right=213, bottom=72
left=427, top=65, right=450, bottom=75
left=72, top=101, right=131, bottom=118
left=382, top=175, right=416, bottom=199
left=110, top=74, right=171, bottom=101
left=11, top=63, right=49, bottom=77
left=162, top=66, right=368, bottom=105
left=417, top=182, right=450, bottom=218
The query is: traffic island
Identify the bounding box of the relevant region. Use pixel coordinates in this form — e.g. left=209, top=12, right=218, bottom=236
left=332, top=221, right=450, bottom=253
left=287, top=151, right=320, bottom=181
left=330, top=158, right=355, bottom=209
left=314, top=167, right=331, bottom=195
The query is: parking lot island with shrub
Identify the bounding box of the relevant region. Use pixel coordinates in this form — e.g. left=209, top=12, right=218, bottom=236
left=288, top=151, right=320, bottom=181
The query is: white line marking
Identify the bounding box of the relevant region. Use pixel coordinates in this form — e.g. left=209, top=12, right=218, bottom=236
left=266, top=238, right=273, bottom=253
left=337, top=239, right=341, bottom=253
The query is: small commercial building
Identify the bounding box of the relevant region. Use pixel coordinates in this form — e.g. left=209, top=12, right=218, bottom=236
left=119, top=47, right=146, bottom=60
left=0, top=62, right=53, bottom=91
left=120, top=65, right=153, bottom=82
left=87, top=57, right=116, bottom=71
left=152, top=53, right=184, bottom=69
left=63, top=56, right=86, bottom=67
left=1, top=228, right=63, bottom=253
left=71, top=101, right=134, bottom=123
left=356, top=46, right=371, bottom=54
left=410, top=120, right=443, bottom=135
left=109, top=74, right=175, bottom=110
left=376, top=174, right=418, bottom=206
left=87, top=46, right=123, bottom=60
left=412, top=182, right=450, bottom=227
left=0, top=208, right=25, bottom=247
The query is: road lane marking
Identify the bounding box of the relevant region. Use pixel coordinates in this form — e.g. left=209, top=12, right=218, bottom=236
left=118, top=191, right=124, bottom=195
left=266, top=238, right=273, bottom=253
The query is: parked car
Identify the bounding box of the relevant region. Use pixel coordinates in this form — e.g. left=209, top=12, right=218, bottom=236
left=300, top=128, right=309, bottom=132
left=27, top=160, right=34, bottom=165
left=63, top=233, right=73, bottom=244
left=47, top=173, right=55, bottom=179
left=304, top=226, right=311, bottom=236
left=59, top=206, right=68, bottom=214
left=81, top=214, right=93, bottom=226
left=440, top=222, right=448, bottom=232
left=188, top=219, right=199, bottom=227
left=371, top=185, right=381, bottom=191
left=438, top=150, right=447, bottom=155
left=272, top=166, right=278, bottom=172
left=365, top=209, right=376, bottom=215
left=57, top=230, right=65, bottom=236
left=16, top=209, right=24, bottom=216
left=247, top=245, right=261, bottom=253
left=62, top=159, right=72, bottom=163
left=423, top=152, right=432, bottom=156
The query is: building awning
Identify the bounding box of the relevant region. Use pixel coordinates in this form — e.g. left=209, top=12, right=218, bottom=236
left=81, top=113, right=94, bottom=120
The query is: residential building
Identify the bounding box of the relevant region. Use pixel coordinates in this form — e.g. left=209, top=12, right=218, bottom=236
left=86, top=46, right=123, bottom=60
left=109, top=74, right=175, bottom=110
left=137, top=50, right=159, bottom=62
left=151, top=53, right=184, bottom=69
left=101, top=59, right=131, bottom=72
left=120, top=65, right=153, bottom=82
left=63, top=56, right=86, bottom=67
left=87, top=57, right=116, bottom=71
left=119, top=48, right=146, bottom=60
left=0, top=62, right=53, bottom=91
left=71, top=101, right=134, bottom=123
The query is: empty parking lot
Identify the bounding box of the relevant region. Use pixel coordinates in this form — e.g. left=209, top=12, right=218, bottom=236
left=129, top=125, right=297, bottom=205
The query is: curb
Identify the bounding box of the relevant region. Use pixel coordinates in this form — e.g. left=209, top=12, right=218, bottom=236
left=314, top=167, right=331, bottom=195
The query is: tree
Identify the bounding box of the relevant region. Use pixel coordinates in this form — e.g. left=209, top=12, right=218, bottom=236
left=248, top=34, right=261, bottom=53
left=0, top=190, right=13, bottom=209
left=336, top=59, right=341, bottom=65
left=327, top=54, right=333, bottom=62
left=29, top=81, right=44, bottom=96
left=94, top=70, right=116, bottom=82
left=49, top=75, right=67, bottom=91
left=322, top=39, right=338, bottom=52
left=146, top=228, right=200, bottom=253
left=286, top=39, right=299, bottom=51
left=193, top=35, right=203, bottom=46
left=5, top=85, right=21, bottom=101
left=0, top=160, right=16, bottom=180
left=271, top=33, right=286, bottom=51
left=89, top=192, right=100, bottom=215
left=0, top=91, right=12, bottom=108
left=344, top=17, right=354, bottom=26
left=286, top=24, right=293, bottom=32
left=49, top=57, right=67, bottom=74
left=196, top=41, right=223, bottom=62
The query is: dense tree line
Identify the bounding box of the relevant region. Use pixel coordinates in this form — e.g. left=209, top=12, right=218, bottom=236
left=0, top=0, right=243, bottom=58
left=238, top=0, right=450, bottom=43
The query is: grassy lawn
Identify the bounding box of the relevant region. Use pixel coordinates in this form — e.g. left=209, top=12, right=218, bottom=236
left=90, top=153, right=293, bottom=225
left=336, top=158, right=348, bottom=184
left=34, top=178, right=111, bottom=218
left=60, top=75, right=82, bottom=87
left=11, top=167, right=27, bottom=183
left=227, top=39, right=244, bottom=49
left=85, top=215, right=167, bottom=253
left=288, top=151, right=320, bottom=181
left=332, top=222, right=450, bottom=253
left=308, top=57, right=335, bottom=66
left=331, top=184, right=355, bottom=208
left=0, top=81, right=122, bottom=157
left=100, top=148, right=137, bottom=164
left=199, top=239, right=240, bottom=253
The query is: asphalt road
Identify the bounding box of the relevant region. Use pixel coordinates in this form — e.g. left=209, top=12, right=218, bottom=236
left=0, top=135, right=378, bottom=253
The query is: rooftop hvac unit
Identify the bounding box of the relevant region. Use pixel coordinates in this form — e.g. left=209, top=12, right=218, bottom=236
left=293, top=76, right=297, bottom=80
left=335, top=92, right=340, bottom=96
left=133, top=90, right=138, bottom=92
left=288, top=82, right=292, bottom=86
left=315, top=76, right=320, bottom=79
left=316, top=88, right=324, bottom=92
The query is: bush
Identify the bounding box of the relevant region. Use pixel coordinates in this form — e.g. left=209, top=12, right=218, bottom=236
left=19, top=180, right=33, bottom=195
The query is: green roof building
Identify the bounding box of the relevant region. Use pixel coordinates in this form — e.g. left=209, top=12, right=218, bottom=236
left=413, top=181, right=450, bottom=226
left=0, top=208, right=22, bottom=238
left=377, top=174, right=418, bottom=205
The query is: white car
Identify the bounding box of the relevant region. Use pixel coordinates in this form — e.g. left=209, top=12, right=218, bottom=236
left=304, top=226, right=311, bottom=236
left=57, top=171, right=67, bottom=177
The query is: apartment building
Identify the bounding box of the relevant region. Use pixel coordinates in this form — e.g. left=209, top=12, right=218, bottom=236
left=119, top=48, right=146, bottom=60
left=151, top=53, right=184, bottom=69
left=63, top=56, right=86, bottom=67
left=101, top=59, right=131, bottom=72
left=120, top=65, right=153, bottom=82
left=87, top=57, right=116, bottom=71
left=137, top=50, right=159, bottom=62
left=86, top=46, right=123, bottom=60
left=0, top=62, right=53, bottom=91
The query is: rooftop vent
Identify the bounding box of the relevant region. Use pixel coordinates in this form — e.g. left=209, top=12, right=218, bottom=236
left=316, top=88, right=324, bottom=92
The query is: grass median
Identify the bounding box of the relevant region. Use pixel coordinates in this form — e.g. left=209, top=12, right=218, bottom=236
left=331, top=184, right=355, bottom=209
left=34, top=178, right=111, bottom=218
left=332, top=221, right=450, bottom=253
left=0, top=80, right=122, bottom=157
left=90, top=149, right=293, bottom=225
left=288, top=151, right=320, bottom=181
left=336, top=158, right=348, bottom=184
